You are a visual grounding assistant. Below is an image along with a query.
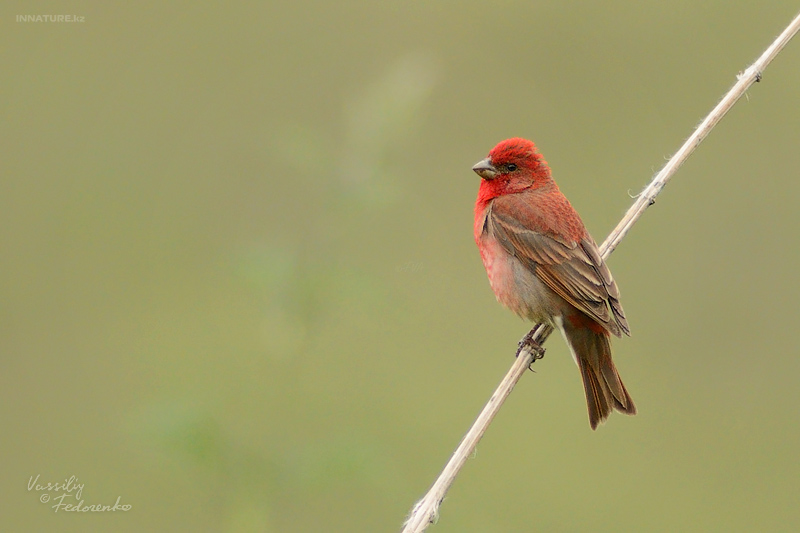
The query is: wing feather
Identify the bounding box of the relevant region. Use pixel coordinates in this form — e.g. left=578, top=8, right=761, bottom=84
left=487, top=195, right=629, bottom=337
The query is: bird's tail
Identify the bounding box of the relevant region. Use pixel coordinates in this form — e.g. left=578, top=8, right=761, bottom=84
left=560, top=317, right=636, bottom=429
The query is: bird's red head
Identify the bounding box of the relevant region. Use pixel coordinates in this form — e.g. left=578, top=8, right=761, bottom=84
left=473, top=138, right=553, bottom=207
left=489, top=137, right=547, bottom=172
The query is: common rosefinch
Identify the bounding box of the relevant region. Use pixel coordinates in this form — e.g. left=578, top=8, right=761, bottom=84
left=473, top=137, right=635, bottom=429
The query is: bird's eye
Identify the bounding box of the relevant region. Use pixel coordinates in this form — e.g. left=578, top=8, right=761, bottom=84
left=506, top=164, right=517, bottom=172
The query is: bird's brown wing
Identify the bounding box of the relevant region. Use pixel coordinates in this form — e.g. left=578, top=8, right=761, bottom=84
left=486, top=196, right=629, bottom=337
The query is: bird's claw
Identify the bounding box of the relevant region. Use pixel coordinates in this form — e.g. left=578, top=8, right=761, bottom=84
left=516, top=329, right=546, bottom=370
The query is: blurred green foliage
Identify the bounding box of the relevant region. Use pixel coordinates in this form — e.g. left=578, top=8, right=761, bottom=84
left=3, top=2, right=800, bottom=532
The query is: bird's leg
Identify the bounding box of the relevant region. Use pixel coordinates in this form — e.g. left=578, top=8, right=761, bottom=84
left=517, top=327, right=546, bottom=368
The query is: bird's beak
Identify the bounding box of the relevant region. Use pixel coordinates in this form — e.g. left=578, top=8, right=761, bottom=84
left=472, top=158, right=497, bottom=180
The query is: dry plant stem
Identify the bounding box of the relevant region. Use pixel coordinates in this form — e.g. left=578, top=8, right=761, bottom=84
left=402, top=11, right=800, bottom=533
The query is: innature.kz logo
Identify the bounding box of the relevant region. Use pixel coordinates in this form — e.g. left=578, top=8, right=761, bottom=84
left=17, top=15, right=85, bottom=23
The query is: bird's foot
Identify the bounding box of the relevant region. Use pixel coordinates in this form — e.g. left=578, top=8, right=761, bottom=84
left=516, top=328, right=546, bottom=370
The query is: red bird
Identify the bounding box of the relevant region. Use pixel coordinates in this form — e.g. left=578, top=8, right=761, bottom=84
left=473, top=138, right=635, bottom=429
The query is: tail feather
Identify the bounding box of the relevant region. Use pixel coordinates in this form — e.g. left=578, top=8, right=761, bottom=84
left=561, top=318, right=636, bottom=429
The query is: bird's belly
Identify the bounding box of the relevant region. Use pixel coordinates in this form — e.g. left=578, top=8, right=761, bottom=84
left=480, top=236, right=561, bottom=324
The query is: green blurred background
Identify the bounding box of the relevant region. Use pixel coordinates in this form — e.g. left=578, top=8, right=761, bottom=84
left=3, top=2, right=800, bottom=531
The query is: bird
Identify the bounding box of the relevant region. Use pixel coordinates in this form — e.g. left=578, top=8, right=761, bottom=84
left=472, top=137, right=636, bottom=429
